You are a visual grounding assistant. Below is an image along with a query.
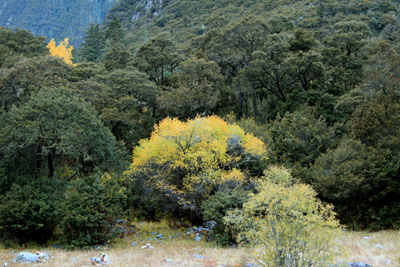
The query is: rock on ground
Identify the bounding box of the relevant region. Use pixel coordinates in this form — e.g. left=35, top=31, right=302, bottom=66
left=15, top=252, right=39, bottom=263
left=330, top=263, right=373, bottom=267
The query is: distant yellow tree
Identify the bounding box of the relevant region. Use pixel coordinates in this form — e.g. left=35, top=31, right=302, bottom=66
left=47, top=38, right=73, bottom=65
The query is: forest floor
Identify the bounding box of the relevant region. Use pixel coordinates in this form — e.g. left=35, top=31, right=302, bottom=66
left=1, top=222, right=399, bottom=267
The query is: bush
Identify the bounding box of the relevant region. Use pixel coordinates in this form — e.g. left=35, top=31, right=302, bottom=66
left=57, top=172, right=127, bottom=249
left=0, top=179, right=63, bottom=245
left=124, top=115, right=267, bottom=223
left=224, top=166, right=341, bottom=266
left=201, top=189, right=250, bottom=246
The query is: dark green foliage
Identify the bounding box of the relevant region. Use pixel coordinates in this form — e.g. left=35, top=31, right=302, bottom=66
left=201, top=189, right=249, bottom=246
left=0, top=28, right=48, bottom=68
left=104, top=42, right=132, bottom=71
left=0, top=56, right=71, bottom=110
left=266, top=106, right=336, bottom=182
left=0, top=86, right=128, bottom=179
left=312, top=91, right=400, bottom=229
left=57, top=172, right=127, bottom=249
left=105, top=16, right=125, bottom=46
left=133, top=32, right=184, bottom=87
left=80, top=23, right=105, bottom=63
left=68, top=62, right=107, bottom=82
left=0, top=178, right=65, bottom=245
left=96, top=68, right=160, bottom=148
left=157, top=57, right=222, bottom=119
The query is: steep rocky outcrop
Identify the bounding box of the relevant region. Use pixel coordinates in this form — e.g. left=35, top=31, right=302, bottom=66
left=0, top=0, right=118, bottom=45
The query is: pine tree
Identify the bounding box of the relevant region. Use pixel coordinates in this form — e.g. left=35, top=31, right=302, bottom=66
left=81, top=23, right=104, bottom=62
left=105, top=16, right=124, bottom=45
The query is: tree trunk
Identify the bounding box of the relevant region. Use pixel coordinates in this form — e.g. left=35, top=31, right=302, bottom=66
left=35, top=146, right=43, bottom=179
left=253, top=91, right=258, bottom=119
left=239, top=92, right=243, bottom=119
left=48, top=151, right=54, bottom=178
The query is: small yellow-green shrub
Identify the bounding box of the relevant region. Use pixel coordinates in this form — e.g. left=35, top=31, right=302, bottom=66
left=224, top=166, right=341, bottom=267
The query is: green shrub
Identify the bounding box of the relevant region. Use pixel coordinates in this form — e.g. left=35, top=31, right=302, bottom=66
left=57, top=172, right=127, bottom=249
left=0, top=179, right=62, bottom=245
left=201, top=189, right=250, bottom=246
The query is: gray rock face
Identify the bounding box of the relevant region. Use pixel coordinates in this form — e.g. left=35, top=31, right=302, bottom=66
left=195, top=235, right=201, bottom=242
left=15, top=252, right=39, bottom=263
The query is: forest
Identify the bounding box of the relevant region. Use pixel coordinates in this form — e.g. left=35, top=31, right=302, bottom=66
left=0, top=0, right=400, bottom=265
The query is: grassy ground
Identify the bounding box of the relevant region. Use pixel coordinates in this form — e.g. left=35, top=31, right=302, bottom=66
left=1, top=221, right=399, bottom=267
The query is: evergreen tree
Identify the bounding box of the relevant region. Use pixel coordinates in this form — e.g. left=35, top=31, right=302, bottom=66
left=81, top=23, right=104, bottom=63
left=105, top=16, right=124, bottom=45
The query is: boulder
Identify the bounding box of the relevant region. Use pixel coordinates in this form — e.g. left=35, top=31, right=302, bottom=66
left=15, top=252, right=39, bottom=263
left=36, top=251, right=50, bottom=260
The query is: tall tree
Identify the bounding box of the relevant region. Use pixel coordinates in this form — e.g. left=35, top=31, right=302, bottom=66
left=96, top=69, right=160, bottom=148
left=105, top=16, right=124, bottom=46
left=0, top=86, right=128, bottom=180
left=157, top=57, right=222, bottom=119
left=0, top=28, right=48, bottom=68
left=80, top=23, right=104, bottom=63
left=104, top=42, right=132, bottom=71
left=133, top=32, right=184, bottom=87
left=0, top=56, right=71, bottom=111
left=321, top=20, right=371, bottom=94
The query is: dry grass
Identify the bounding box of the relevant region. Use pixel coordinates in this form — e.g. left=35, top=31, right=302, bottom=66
left=334, top=230, right=400, bottom=267
left=1, top=224, right=399, bottom=267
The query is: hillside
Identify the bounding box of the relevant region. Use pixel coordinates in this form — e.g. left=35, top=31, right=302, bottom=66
left=2, top=0, right=400, bottom=254
left=0, top=0, right=118, bottom=45
left=104, top=0, right=400, bottom=49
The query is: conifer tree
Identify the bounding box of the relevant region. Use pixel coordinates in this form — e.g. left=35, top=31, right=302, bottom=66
left=105, top=16, right=124, bottom=45
left=81, top=23, right=104, bottom=62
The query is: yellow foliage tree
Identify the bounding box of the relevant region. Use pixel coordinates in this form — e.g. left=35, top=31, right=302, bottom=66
left=47, top=38, right=74, bottom=65
left=124, top=115, right=267, bottom=221
left=224, top=166, right=341, bottom=267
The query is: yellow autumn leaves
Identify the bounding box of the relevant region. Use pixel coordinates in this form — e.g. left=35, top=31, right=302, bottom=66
left=47, top=38, right=73, bottom=65
left=124, top=115, right=268, bottom=207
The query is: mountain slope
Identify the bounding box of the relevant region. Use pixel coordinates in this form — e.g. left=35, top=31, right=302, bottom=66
left=0, top=0, right=118, bottom=45
left=103, top=0, right=399, bottom=49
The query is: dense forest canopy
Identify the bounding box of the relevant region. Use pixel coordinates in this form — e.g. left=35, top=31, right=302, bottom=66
left=0, top=0, right=400, bottom=251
